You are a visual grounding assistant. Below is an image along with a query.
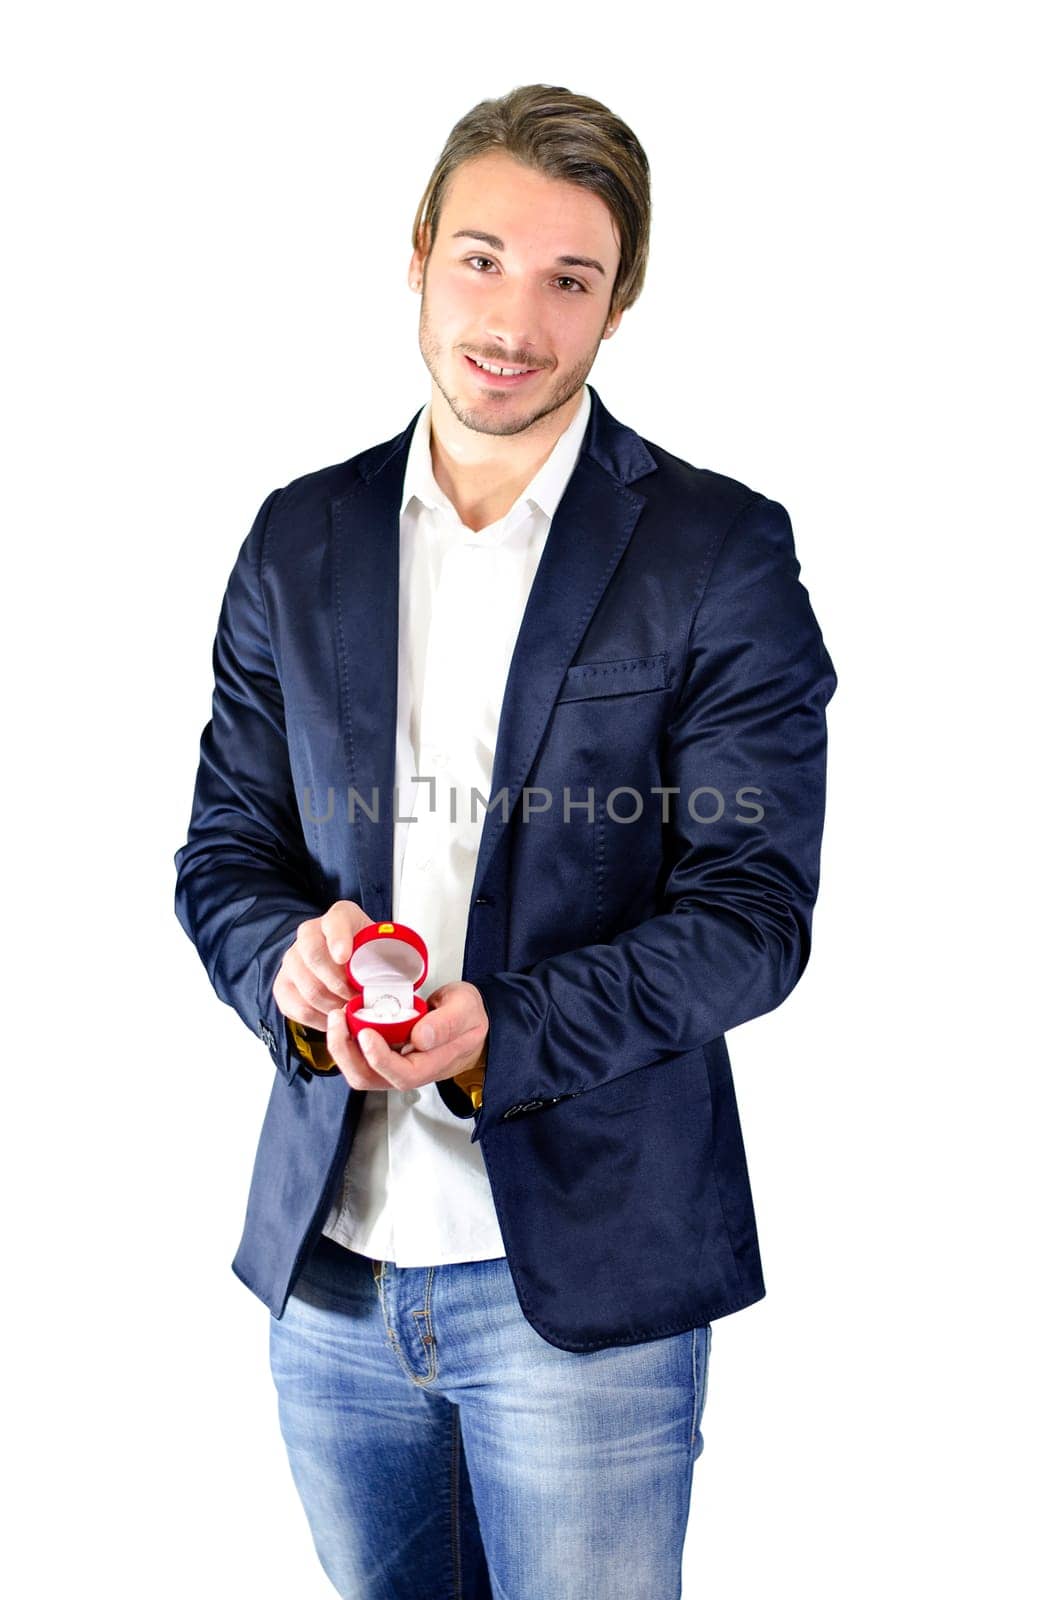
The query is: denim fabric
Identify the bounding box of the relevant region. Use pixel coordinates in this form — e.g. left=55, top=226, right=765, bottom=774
left=268, top=1230, right=712, bottom=1599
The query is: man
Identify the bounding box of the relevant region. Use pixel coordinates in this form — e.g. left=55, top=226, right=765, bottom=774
left=174, top=83, right=837, bottom=1600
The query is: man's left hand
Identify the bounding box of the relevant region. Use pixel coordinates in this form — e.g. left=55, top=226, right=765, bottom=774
left=324, top=980, right=488, bottom=1093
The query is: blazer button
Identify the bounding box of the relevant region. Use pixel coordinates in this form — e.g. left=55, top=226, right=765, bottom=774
left=502, top=1100, right=546, bottom=1120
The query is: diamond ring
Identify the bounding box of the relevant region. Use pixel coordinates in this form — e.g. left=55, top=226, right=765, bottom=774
left=365, top=993, right=402, bottom=1019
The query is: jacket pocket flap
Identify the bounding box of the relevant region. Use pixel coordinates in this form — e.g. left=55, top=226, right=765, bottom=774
left=555, top=652, right=669, bottom=704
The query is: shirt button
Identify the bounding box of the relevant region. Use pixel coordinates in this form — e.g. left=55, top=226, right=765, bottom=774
left=401, top=1090, right=419, bottom=1106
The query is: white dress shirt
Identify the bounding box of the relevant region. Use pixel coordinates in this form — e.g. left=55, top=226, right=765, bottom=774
left=321, top=383, right=592, bottom=1266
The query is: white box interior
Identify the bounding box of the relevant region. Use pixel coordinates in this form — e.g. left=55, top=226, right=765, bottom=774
left=350, top=933, right=424, bottom=1025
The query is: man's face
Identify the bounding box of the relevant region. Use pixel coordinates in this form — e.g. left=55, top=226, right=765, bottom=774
left=410, top=150, right=624, bottom=437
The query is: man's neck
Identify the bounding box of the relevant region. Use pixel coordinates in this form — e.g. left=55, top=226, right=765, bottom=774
left=427, top=384, right=584, bottom=533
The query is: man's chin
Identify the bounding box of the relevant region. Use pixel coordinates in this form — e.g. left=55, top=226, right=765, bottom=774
left=446, top=379, right=580, bottom=438
left=454, top=404, right=547, bottom=438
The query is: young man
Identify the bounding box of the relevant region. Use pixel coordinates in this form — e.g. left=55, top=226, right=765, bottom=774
left=174, top=83, right=837, bottom=1600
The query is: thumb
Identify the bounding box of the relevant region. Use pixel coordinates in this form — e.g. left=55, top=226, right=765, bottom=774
left=324, top=900, right=371, bottom=966
left=413, top=984, right=458, bottom=1050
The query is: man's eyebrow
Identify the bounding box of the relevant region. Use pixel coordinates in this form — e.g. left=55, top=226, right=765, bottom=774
left=450, top=229, right=606, bottom=277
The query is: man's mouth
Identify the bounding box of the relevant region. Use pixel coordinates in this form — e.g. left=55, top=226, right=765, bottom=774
left=463, top=353, right=543, bottom=387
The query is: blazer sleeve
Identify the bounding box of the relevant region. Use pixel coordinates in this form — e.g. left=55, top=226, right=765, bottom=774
left=173, top=487, right=326, bottom=1085
left=468, top=494, right=838, bottom=1142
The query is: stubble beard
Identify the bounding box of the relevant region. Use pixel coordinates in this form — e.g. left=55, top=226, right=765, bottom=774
left=418, top=294, right=600, bottom=439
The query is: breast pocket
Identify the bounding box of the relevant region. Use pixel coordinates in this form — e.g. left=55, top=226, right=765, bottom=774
left=554, top=653, right=669, bottom=705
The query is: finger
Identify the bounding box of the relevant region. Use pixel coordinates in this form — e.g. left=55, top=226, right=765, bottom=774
left=411, top=989, right=478, bottom=1052
left=356, top=1026, right=410, bottom=1088
left=325, top=1008, right=394, bottom=1091
left=272, top=971, right=331, bottom=1031
left=295, top=922, right=357, bottom=1002
left=411, top=1027, right=487, bottom=1079
left=287, top=944, right=354, bottom=1013
left=319, top=900, right=373, bottom=968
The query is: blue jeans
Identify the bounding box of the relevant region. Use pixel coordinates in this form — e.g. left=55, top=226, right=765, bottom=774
left=268, top=1230, right=712, bottom=1599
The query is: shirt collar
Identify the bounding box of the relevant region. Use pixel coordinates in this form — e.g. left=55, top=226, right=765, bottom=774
left=401, top=383, right=592, bottom=533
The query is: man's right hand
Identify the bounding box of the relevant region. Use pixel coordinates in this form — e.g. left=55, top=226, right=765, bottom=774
left=272, top=899, right=374, bottom=1030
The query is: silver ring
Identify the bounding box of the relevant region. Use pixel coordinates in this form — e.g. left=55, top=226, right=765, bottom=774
left=366, top=992, right=402, bottom=1018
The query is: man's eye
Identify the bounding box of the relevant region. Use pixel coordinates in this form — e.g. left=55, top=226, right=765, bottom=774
left=465, top=257, right=585, bottom=294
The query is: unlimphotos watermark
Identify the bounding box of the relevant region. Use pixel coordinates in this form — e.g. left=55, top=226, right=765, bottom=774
left=300, top=781, right=767, bottom=827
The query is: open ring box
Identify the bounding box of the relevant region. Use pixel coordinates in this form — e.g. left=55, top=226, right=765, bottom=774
left=345, top=921, right=429, bottom=1048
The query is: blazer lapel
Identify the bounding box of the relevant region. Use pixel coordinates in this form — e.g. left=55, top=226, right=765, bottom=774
left=329, top=421, right=414, bottom=925
left=328, top=385, right=657, bottom=926
left=466, top=438, right=651, bottom=914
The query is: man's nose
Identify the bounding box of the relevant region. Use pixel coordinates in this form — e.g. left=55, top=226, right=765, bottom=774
left=483, top=287, right=544, bottom=363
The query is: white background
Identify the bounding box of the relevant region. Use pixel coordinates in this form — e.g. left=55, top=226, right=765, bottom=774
left=3, top=2, right=1055, bottom=1595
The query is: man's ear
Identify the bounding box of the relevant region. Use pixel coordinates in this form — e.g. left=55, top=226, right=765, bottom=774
left=409, top=223, right=431, bottom=292
left=603, top=306, right=624, bottom=339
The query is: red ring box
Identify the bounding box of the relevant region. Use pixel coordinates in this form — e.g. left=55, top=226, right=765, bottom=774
left=345, top=920, right=428, bottom=1047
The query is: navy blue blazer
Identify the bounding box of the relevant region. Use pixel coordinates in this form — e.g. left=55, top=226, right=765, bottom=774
left=173, top=384, right=837, bottom=1352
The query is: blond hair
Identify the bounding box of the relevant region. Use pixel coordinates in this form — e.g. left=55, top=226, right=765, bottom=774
left=411, top=84, right=651, bottom=321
